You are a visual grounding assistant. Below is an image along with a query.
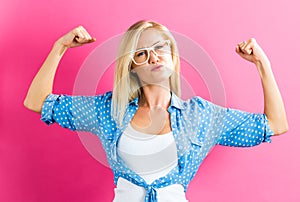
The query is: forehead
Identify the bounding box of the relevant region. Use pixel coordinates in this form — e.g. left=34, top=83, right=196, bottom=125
left=136, top=29, right=166, bottom=49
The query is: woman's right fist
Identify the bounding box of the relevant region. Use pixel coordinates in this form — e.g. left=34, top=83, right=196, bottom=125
left=56, top=26, right=96, bottom=48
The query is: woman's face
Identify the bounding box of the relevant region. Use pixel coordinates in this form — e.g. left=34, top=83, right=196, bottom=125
left=131, top=28, right=174, bottom=86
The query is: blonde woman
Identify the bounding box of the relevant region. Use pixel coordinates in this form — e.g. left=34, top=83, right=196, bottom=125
left=24, top=20, right=288, bottom=202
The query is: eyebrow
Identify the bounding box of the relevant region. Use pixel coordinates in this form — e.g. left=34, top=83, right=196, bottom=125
left=136, top=41, right=161, bottom=51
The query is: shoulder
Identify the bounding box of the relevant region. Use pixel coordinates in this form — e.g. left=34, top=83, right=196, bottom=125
left=93, top=91, right=112, bottom=102
left=99, top=91, right=112, bottom=100
left=171, top=92, right=215, bottom=110
left=183, top=96, right=228, bottom=116
left=187, top=96, right=215, bottom=109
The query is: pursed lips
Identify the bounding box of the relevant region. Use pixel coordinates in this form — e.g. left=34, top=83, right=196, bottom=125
left=151, top=65, right=163, bottom=71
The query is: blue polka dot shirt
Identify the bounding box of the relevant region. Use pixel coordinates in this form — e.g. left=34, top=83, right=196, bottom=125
left=41, top=91, right=274, bottom=202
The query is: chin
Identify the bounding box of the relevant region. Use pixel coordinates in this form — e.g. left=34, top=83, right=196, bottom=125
left=141, top=75, right=172, bottom=86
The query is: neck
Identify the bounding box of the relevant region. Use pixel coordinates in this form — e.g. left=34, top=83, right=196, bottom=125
left=139, top=84, right=171, bottom=110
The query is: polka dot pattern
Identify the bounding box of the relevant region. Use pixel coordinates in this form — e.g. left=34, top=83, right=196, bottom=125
left=41, top=91, right=274, bottom=202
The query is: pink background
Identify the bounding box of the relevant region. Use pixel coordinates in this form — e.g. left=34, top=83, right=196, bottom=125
left=1, top=0, right=299, bottom=201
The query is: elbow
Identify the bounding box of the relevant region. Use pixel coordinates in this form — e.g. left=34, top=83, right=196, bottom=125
left=268, top=116, right=289, bottom=135
left=23, top=98, right=42, bottom=113
left=272, top=122, right=289, bottom=136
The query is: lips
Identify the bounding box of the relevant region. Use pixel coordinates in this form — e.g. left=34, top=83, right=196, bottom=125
left=151, top=65, right=163, bottom=71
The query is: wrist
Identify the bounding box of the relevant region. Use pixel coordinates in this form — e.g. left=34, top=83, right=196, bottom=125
left=253, top=50, right=270, bottom=67
left=255, top=59, right=272, bottom=78
left=52, top=39, right=68, bottom=57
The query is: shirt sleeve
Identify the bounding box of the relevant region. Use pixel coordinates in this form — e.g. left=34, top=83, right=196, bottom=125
left=212, top=104, right=275, bottom=147
left=40, top=93, right=101, bottom=132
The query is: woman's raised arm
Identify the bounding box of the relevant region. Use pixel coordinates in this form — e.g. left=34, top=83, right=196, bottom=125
left=236, top=38, right=288, bottom=135
left=24, top=26, right=96, bottom=113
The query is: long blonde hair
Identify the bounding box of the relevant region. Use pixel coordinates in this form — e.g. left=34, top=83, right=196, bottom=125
left=112, top=20, right=181, bottom=127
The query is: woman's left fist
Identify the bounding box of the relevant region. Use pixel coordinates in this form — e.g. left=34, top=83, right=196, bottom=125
left=236, top=38, right=269, bottom=65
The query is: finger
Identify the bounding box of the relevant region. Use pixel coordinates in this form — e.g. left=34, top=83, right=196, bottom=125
left=238, top=40, right=246, bottom=46
left=236, top=45, right=247, bottom=57
left=87, top=37, right=96, bottom=43
left=81, top=27, right=93, bottom=40
left=238, top=40, right=253, bottom=55
left=236, top=44, right=247, bottom=56
left=77, top=30, right=89, bottom=43
left=244, top=45, right=253, bottom=55
left=78, top=26, right=92, bottom=41
left=74, top=31, right=84, bottom=41
left=72, top=28, right=85, bottom=43
left=77, top=26, right=97, bottom=44
left=236, top=47, right=251, bottom=61
left=240, top=41, right=247, bottom=49
left=72, top=26, right=89, bottom=43
left=244, top=40, right=255, bottom=55
left=81, top=38, right=96, bottom=45
left=235, top=45, right=242, bottom=54
left=238, top=41, right=247, bottom=48
left=237, top=44, right=247, bottom=54
left=237, top=41, right=245, bottom=53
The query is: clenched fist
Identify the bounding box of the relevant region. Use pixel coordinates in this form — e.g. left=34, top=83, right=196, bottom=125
left=56, top=25, right=96, bottom=48
left=236, top=38, right=270, bottom=66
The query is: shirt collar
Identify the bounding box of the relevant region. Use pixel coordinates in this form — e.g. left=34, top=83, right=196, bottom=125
left=128, top=91, right=186, bottom=110
left=170, top=92, right=186, bottom=110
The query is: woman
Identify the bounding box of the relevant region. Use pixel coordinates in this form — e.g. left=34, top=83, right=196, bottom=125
left=24, top=20, right=288, bottom=202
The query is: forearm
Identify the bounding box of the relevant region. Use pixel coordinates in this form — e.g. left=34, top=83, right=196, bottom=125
left=24, top=26, right=95, bottom=114
left=24, top=42, right=67, bottom=113
left=256, top=60, right=288, bottom=135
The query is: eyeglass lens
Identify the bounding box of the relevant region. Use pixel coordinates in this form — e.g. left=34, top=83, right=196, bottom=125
left=133, top=41, right=170, bottom=65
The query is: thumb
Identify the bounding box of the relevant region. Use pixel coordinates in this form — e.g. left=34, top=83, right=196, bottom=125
left=235, top=45, right=252, bottom=61
left=87, top=37, right=97, bottom=43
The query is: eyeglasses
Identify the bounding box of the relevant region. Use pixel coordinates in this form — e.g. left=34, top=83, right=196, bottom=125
left=131, top=40, right=171, bottom=65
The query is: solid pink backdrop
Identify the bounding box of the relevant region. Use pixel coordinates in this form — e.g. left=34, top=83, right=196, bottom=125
left=1, top=0, right=299, bottom=201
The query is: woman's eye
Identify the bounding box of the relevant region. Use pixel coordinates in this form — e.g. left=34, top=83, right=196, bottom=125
left=155, top=45, right=164, bottom=50
left=136, top=51, right=145, bottom=57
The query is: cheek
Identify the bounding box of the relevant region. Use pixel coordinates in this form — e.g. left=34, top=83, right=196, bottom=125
left=164, top=54, right=174, bottom=67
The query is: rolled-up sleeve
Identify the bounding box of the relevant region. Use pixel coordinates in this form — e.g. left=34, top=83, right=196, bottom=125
left=215, top=106, right=274, bottom=147
left=40, top=93, right=100, bottom=132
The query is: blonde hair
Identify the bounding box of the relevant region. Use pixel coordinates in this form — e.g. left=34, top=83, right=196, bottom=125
left=112, top=20, right=181, bottom=127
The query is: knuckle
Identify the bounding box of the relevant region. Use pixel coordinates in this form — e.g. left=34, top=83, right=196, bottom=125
left=74, top=28, right=80, bottom=33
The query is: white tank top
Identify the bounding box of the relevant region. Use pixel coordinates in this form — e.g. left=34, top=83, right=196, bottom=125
left=113, top=124, right=188, bottom=202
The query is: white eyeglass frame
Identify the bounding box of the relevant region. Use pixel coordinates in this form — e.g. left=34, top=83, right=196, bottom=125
left=131, top=40, right=171, bottom=66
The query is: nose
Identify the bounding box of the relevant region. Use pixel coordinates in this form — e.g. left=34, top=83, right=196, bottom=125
left=148, top=50, right=159, bottom=64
